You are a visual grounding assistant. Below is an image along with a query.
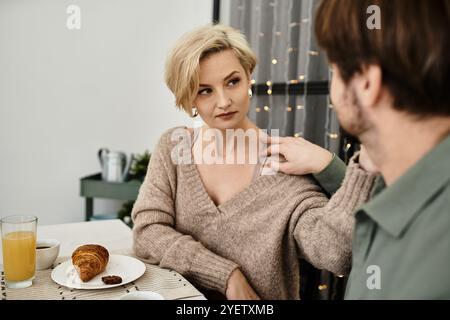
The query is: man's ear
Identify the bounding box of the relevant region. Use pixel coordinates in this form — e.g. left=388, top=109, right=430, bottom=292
left=354, top=64, right=383, bottom=110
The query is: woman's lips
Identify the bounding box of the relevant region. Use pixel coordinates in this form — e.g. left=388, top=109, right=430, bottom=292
left=216, top=111, right=237, bottom=119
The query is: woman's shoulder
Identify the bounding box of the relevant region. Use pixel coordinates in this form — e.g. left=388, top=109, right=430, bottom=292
left=153, top=126, right=194, bottom=165
left=156, top=126, right=192, bottom=148
left=276, top=171, right=323, bottom=194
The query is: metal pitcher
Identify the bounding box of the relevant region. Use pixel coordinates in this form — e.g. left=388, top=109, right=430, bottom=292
left=98, top=148, right=133, bottom=183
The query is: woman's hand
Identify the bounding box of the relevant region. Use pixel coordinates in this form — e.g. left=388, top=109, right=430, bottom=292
left=262, top=136, right=333, bottom=175
left=225, top=269, right=260, bottom=300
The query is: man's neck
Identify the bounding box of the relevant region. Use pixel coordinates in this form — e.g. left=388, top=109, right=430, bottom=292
left=363, top=115, right=450, bottom=186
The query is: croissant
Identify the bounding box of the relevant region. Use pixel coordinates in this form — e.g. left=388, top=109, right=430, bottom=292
left=71, top=244, right=109, bottom=282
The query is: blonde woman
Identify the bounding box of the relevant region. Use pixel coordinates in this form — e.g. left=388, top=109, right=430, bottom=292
left=132, top=24, right=377, bottom=300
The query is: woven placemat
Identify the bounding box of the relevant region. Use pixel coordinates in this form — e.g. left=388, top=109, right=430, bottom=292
left=1, top=250, right=203, bottom=300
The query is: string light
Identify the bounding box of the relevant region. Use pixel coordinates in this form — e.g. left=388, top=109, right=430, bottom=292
left=345, top=143, right=352, bottom=151
left=294, top=132, right=303, bottom=137
left=264, top=106, right=270, bottom=111
left=255, top=107, right=261, bottom=113
left=296, top=105, right=304, bottom=110
left=251, top=79, right=256, bottom=84
left=308, top=50, right=319, bottom=56
left=266, top=80, right=273, bottom=95
left=327, top=132, right=339, bottom=139
left=281, top=0, right=294, bottom=137
left=289, top=22, right=300, bottom=27
left=289, top=79, right=299, bottom=84
left=271, top=58, right=278, bottom=64
left=318, top=285, right=328, bottom=290
left=302, top=18, right=310, bottom=23
left=299, top=0, right=315, bottom=143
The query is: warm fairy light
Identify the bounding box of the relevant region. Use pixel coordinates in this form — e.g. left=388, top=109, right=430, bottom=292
left=286, top=106, right=292, bottom=112
left=328, top=133, right=339, bottom=139
left=299, top=75, right=305, bottom=80
left=296, top=105, right=304, bottom=110
left=302, top=18, right=310, bottom=23
left=329, top=104, right=334, bottom=109
left=289, top=79, right=299, bottom=84
left=251, top=79, right=256, bottom=84
left=267, top=89, right=272, bottom=95
left=318, top=285, right=328, bottom=290
left=289, top=22, right=299, bottom=27
left=309, top=50, right=319, bottom=56
left=255, top=107, right=261, bottom=112
left=266, top=81, right=272, bottom=86
left=294, top=132, right=302, bottom=138
left=271, top=59, right=278, bottom=64
left=263, top=106, right=270, bottom=111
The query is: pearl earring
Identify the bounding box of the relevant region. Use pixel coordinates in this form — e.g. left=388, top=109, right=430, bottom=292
left=192, top=107, right=199, bottom=118
left=248, top=88, right=253, bottom=98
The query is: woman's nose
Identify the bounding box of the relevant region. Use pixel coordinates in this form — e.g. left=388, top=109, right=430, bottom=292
left=216, top=91, right=231, bottom=110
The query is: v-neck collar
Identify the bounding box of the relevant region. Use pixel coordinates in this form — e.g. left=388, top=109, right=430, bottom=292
left=183, top=162, right=282, bottom=213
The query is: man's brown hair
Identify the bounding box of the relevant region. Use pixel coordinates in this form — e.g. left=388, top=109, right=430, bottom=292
left=315, top=0, right=450, bottom=117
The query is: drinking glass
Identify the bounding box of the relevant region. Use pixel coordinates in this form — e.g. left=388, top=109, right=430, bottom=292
left=1, top=215, right=38, bottom=288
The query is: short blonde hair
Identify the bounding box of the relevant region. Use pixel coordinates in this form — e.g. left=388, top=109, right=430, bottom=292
left=165, top=24, right=257, bottom=116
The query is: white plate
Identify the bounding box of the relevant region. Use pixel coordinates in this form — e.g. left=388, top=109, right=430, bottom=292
left=51, top=254, right=146, bottom=289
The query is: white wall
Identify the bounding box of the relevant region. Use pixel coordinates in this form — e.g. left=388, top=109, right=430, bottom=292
left=0, top=0, right=212, bottom=225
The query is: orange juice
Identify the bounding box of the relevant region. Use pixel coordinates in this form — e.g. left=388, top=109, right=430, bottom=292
left=2, top=231, right=36, bottom=281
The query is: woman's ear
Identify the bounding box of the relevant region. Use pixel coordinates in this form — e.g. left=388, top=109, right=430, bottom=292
left=247, top=72, right=252, bottom=86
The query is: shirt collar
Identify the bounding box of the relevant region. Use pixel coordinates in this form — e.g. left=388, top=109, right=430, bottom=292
left=358, top=133, right=450, bottom=237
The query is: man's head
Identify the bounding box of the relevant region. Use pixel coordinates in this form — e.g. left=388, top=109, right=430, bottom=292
left=315, top=0, right=450, bottom=139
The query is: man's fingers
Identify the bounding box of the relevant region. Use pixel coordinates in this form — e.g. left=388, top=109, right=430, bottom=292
left=261, top=143, right=290, bottom=157
left=261, top=135, right=289, bottom=145
left=263, top=159, right=290, bottom=174
left=263, top=144, right=279, bottom=157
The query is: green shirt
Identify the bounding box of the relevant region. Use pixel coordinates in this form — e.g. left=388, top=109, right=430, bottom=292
left=313, top=153, right=347, bottom=196
left=345, top=134, right=450, bottom=299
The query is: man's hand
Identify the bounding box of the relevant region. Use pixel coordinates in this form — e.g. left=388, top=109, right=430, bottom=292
left=262, top=136, right=333, bottom=175
left=225, top=269, right=260, bottom=300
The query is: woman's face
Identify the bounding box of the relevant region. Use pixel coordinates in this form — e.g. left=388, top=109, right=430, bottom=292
left=193, top=49, right=252, bottom=130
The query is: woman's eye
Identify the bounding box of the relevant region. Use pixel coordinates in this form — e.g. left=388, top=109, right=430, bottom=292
left=198, top=88, right=211, bottom=95
left=228, top=78, right=240, bottom=86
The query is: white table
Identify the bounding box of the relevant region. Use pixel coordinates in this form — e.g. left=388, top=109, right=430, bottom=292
left=0, top=219, right=205, bottom=300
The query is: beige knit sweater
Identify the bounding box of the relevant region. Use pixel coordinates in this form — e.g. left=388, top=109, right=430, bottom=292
left=132, top=127, right=377, bottom=299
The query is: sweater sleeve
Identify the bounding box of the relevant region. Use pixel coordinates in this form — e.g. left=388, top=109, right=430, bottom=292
left=312, top=153, right=347, bottom=196
left=131, top=128, right=239, bottom=294
left=293, top=152, right=377, bottom=276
